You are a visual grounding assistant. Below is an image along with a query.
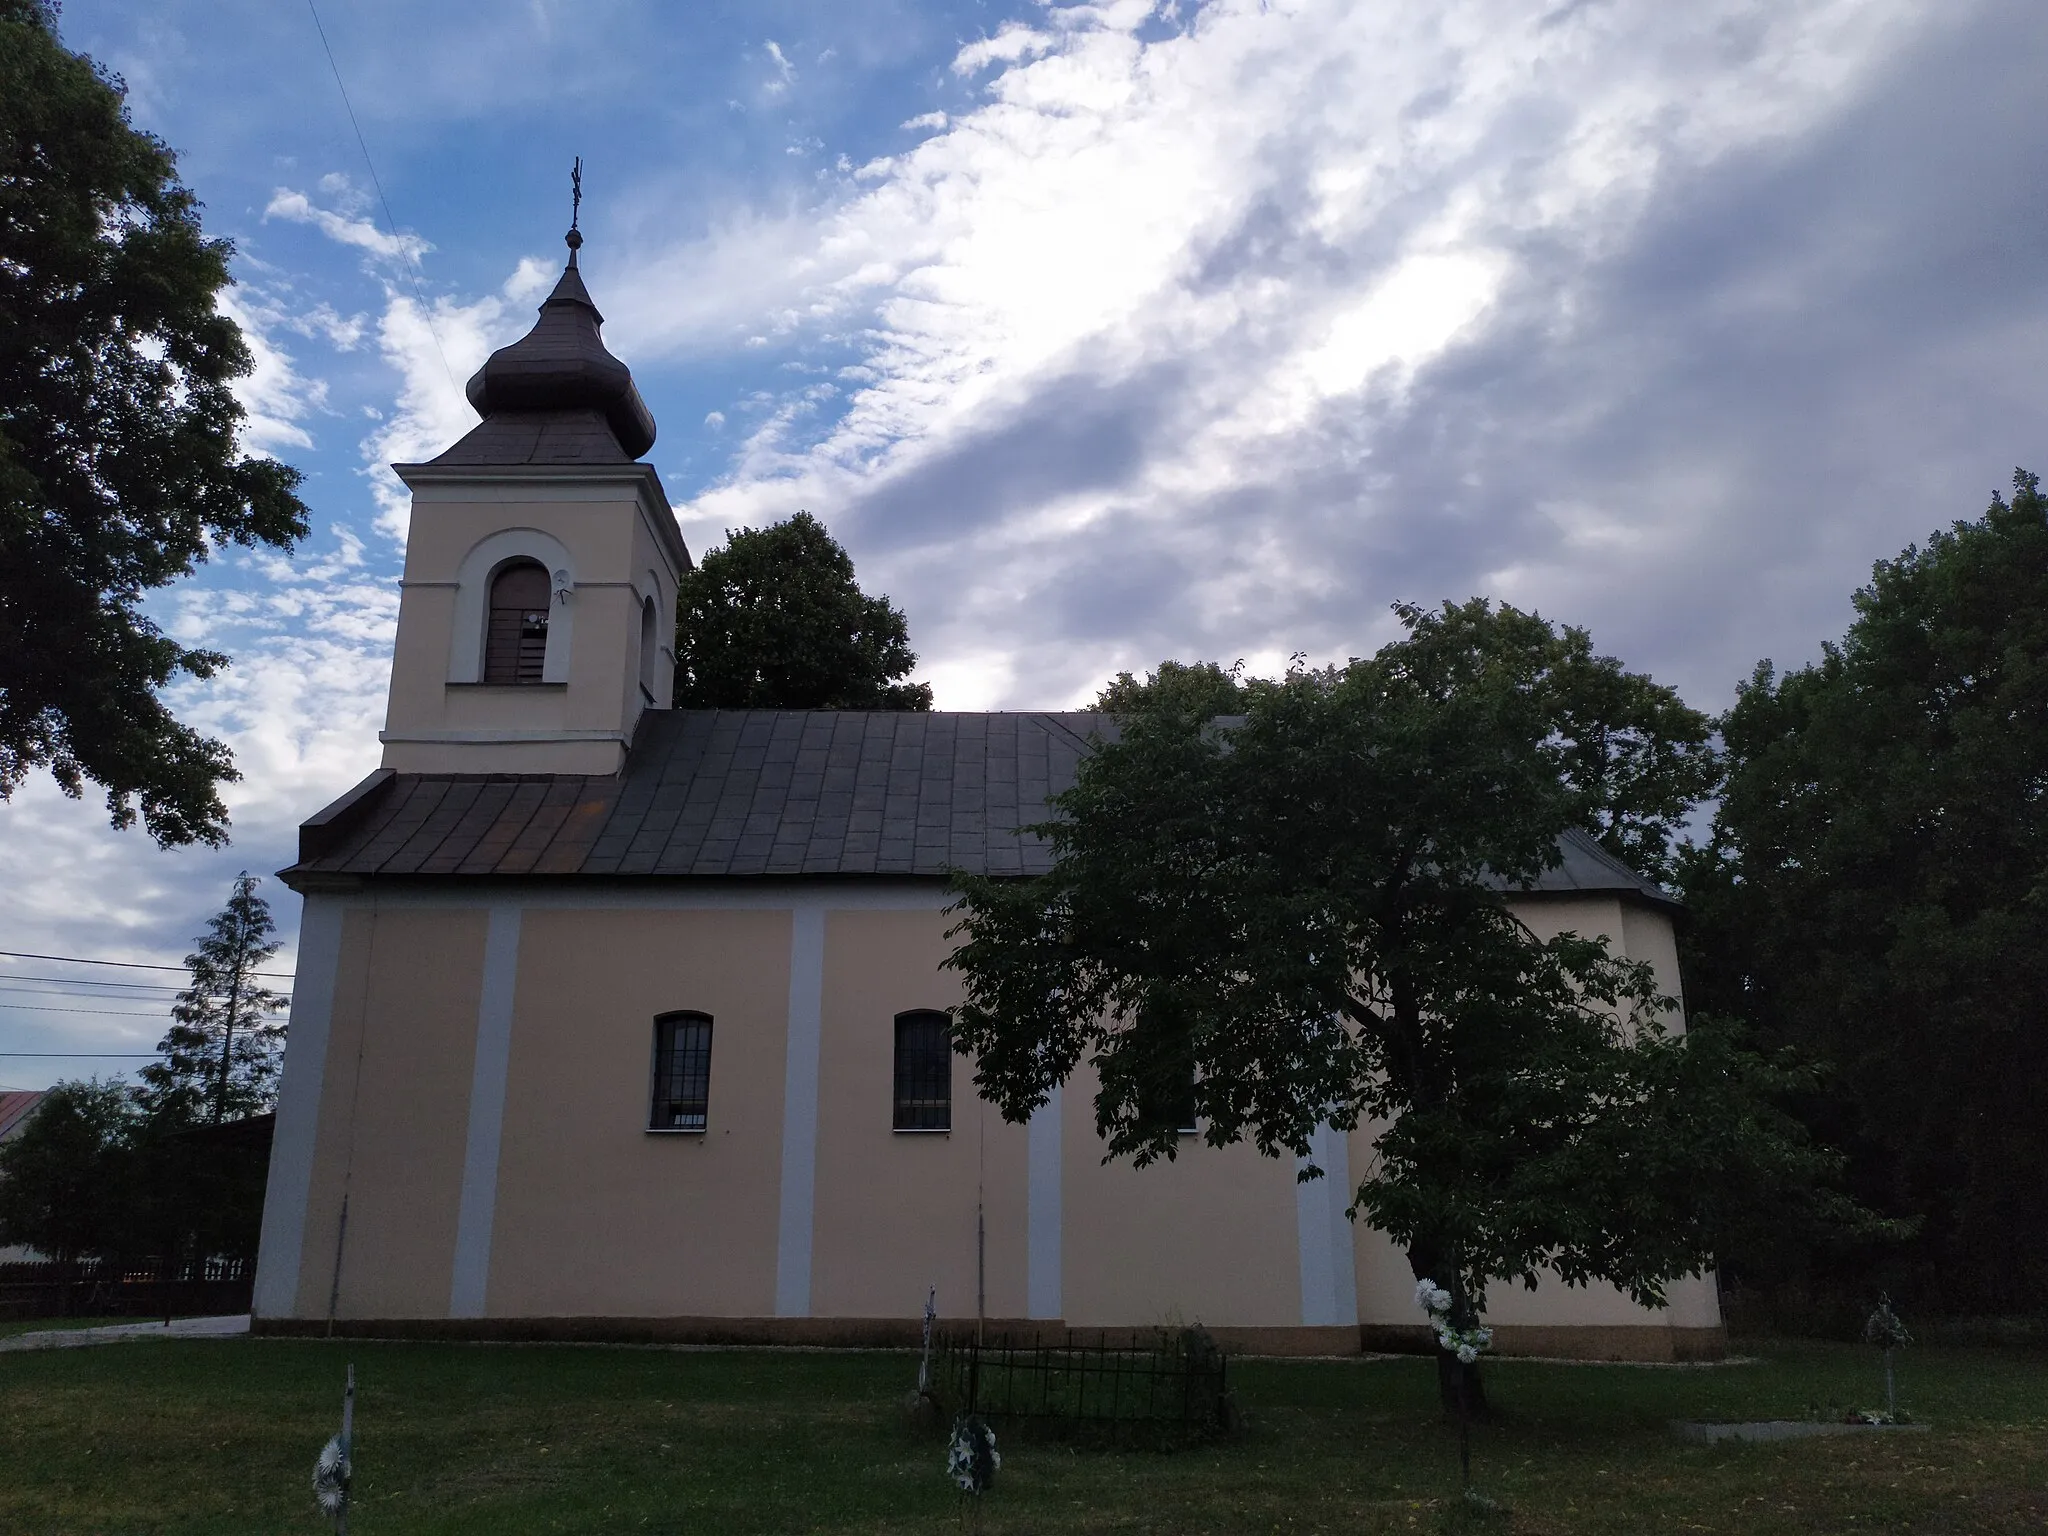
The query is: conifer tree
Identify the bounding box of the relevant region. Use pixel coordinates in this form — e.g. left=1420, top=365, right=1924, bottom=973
left=139, top=872, right=288, bottom=1124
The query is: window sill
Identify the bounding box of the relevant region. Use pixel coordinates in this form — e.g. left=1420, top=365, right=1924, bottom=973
left=447, top=681, right=567, bottom=691
left=892, top=1127, right=952, bottom=1135
left=645, top=1127, right=707, bottom=1136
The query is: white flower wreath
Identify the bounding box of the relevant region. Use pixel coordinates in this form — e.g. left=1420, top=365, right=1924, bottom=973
left=1415, top=1278, right=1493, bottom=1364
left=947, top=1414, right=1000, bottom=1495
left=313, top=1434, right=351, bottom=1519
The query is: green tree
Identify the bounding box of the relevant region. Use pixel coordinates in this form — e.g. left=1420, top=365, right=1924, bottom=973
left=673, top=511, right=932, bottom=709
left=1684, top=470, right=2048, bottom=1314
left=0, top=0, right=309, bottom=847
left=0, top=1077, right=135, bottom=1269
left=950, top=601, right=1861, bottom=1411
left=138, top=872, right=288, bottom=1125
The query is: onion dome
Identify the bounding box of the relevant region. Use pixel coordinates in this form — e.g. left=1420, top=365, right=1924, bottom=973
left=430, top=227, right=657, bottom=466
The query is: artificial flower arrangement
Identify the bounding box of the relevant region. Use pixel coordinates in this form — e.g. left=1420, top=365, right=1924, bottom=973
left=948, top=1412, right=1000, bottom=1495
left=1416, top=1278, right=1493, bottom=1363
left=1855, top=1293, right=1913, bottom=1424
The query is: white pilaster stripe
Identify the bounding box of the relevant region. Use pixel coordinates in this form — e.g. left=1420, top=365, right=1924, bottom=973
left=1295, top=1122, right=1359, bottom=1328
left=1321, top=1121, right=1360, bottom=1326
left=1026, top=1084, right=1063, bottom=1319
left=449, top=905, right=522, bottom=1318
left=774, top=907, right=826, bottom=1317
left=252, top=895, right=345, bottom=1318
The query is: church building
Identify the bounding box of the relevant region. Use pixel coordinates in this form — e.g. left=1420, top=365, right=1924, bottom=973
left=251, top=230, right=1724, bottom=1360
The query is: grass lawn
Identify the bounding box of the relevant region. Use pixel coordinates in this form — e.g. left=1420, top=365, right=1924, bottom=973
left=0, top=1335, right=2042, bottom=1534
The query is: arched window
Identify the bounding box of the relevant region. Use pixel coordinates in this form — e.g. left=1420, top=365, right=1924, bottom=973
left=638, top=593, right=659, bottom=701
left=483, top=560, right=551, bottom=684
left=893, top=1010, right=952, bottom=1131
left=650, top=1012, right=713, bottom=1131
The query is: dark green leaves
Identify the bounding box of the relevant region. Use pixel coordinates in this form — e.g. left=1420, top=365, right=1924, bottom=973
left=1686, top=469, right=2048, bottom=1311
left=672, top=511, right=931, bottom=710
left=951, top=600, right=1845, bottom=1313
left=0, top=1077, right=135, bottom=1266
left=0, top=0, right=309, bottom=845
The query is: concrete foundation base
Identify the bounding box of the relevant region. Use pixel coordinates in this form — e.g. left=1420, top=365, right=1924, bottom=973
left=1360, top=1322, right=1728, bottom=1363
left=252, top=1315, right=1724, bottom=1361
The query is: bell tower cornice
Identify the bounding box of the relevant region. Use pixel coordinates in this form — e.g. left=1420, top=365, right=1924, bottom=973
left=392, top=460, right=690, bottom=581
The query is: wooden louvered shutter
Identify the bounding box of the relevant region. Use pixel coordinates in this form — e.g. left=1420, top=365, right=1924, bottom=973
left=484, top=562, right=552, bottom=684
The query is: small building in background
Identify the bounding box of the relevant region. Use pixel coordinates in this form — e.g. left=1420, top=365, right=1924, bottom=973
left=0, top=1090, right=48, bottom=1264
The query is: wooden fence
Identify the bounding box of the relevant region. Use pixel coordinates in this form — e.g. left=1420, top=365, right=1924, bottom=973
left=0, top=1256, right=252, bottom=1320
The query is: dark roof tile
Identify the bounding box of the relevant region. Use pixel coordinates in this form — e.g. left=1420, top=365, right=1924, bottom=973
left=286, top=710, right=1677, bottom=906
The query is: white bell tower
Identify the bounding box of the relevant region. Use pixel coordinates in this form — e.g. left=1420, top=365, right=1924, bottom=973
left=377, top=220, right=691, bottom=776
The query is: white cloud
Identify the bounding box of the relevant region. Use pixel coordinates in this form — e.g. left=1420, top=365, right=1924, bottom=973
left=763, top=38, right=795, bottom=96
left=264, top=188, right=432, bottom=266
left=952, top=22, right=1057, bottom=76
left=217, top=288, right=327, bottom=455
left=0, top=522, right=396, bottom=1077
left=626, top=0, right=1938, bottom=708
left=358, top=281, right=529, bottom=540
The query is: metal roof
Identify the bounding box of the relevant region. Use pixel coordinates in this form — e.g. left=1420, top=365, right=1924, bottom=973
left=428, top=239, right=656, bottom=466
left=284, top=709, right=1676, bottom=907
left=0, top=1090, right=46, bottom=1142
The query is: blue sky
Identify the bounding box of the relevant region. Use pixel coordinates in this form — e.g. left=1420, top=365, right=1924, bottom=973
left=3, top=0, right=2045, bottom=1086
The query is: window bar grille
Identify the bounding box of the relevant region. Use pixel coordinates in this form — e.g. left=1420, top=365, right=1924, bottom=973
left=892, top=1011, right=952, bottom=1131
left=651, top=1013, right=712, bottom=1130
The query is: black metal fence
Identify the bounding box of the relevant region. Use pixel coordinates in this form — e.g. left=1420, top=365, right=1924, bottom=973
left=932, top=1327, right=1235, bottom=1444
left=0, top=1257, right=253, bottom=1320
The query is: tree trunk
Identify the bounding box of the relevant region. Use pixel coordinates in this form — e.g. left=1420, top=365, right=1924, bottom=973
left=214, top=924, right=245, bottom=1124
left=1435, top=1348, right=1489, bottom=1421
left=1407, top=1245, right=1490, bottom=1420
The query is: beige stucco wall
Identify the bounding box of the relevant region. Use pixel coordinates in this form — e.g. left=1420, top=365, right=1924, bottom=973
left=263, top=887, right=1718, bottom=1350
left=381, top=480, right=683, bottom=775
left=1060, top=1057, right=1304, bottom=1329
left=809, top=910, right=1029, bottom=1320
left=295, top=904, right=485, bottom=1319
left=485, top=907, right=791, bottom=1318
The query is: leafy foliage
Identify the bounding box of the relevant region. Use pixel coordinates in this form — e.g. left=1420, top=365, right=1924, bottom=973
left=950, top=601, right=1865, bottom=1405
left=1683, top=469, right=2048, bottom=1314
left=0, top=0, right=308, bottom=846
left=672, top=511, right=931, bottom=710
left=137, top=872, right=288, bottom=1125
left=0, top=1077, right=135, bottom=1265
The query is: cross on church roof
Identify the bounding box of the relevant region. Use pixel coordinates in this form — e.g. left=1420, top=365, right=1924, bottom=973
left=567, top=156, right=584, bottom=264
left=408, top=157, right=659, bottom=465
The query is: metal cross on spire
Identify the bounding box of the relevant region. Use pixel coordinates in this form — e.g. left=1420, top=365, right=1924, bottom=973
left=566, top=156, right=584, bottom=263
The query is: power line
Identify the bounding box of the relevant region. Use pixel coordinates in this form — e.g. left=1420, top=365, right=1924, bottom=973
left=304, top=0, right=459, bottom=394
left=0, top=950, right=293, bottom=980
left=0, top=975, right=185, bottom=991
left=0, top=1005, right=173, bottom=1018
left=0, top=1052, right=158, bottom=1058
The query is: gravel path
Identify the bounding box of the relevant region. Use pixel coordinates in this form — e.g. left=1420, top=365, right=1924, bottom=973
left=0, top=1314, right=250, bottom=1352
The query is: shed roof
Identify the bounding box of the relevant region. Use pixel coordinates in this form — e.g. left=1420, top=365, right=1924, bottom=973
left=284, top=710, right=1675, bottom=906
